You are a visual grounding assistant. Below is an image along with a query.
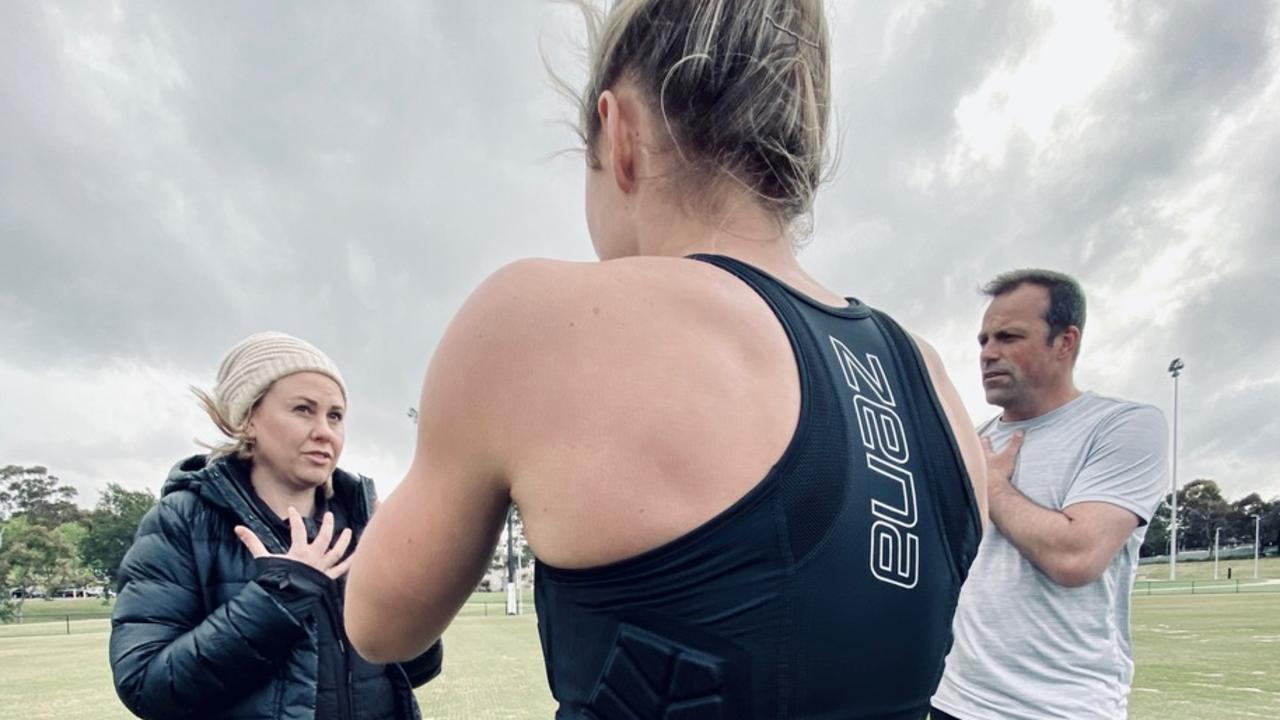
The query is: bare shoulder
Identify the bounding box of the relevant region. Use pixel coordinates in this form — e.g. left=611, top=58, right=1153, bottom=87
left=439, top=254, right=782, bottom=414
left=903, top=329, right=989, bottom=522
left=456, top=255, right=747, bottom=342
left=418, top=255, right=763, bottom=487
left=903, top=329, right=959, bottom=393
left=424, top=257, right=598, bottom=392
left=425, top=256, right=732, bottom=414
left=906, top=331, right=946, bottom=374
left=901, top=329, right=969, bottom=422
left=437, top=258, right=606, bottom=361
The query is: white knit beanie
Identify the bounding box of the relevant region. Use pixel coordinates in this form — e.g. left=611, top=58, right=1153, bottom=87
left=214, top=331, right=347, bottom=428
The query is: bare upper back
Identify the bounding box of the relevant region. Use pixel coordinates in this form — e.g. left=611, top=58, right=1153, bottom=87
left=432, top=254, right=984, bottom=570
left=471, top=256, right=798, bottom=569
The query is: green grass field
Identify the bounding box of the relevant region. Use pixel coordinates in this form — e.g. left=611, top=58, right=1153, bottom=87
left=1130, top=594, right=1280, bottom=719
left=6, top=591, right=534, bottom=625
left=1136, top=554, right=1280, bottom=582
left=2, top=590, right=1277, bottom=718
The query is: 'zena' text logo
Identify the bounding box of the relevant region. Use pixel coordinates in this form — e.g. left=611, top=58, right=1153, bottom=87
left=829, top=337, right=919, bottom=589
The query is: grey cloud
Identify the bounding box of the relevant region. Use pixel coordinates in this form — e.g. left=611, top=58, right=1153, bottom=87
left=2, top=1, right=1277, bottom=500
left=808, top=1, right=1279, bottom=498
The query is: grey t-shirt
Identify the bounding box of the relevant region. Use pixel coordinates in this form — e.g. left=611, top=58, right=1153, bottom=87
left=932, top=392, right=1168, bottom=720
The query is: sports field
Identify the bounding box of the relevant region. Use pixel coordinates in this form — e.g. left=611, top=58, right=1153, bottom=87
left=1136, top=555, right=1280, bottom=583
left=1, top=589, right=1277, bottom=718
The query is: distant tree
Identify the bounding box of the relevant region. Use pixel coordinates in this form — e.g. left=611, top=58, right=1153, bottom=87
left=1141, top=486, right=1279, bottom=558
left=79, top=483, right=155, bottom=595
left=1231, top=494, right=1280, bottom=555
left=50, top=521, right=96, bottom=595
left=0, top=465, right=83, bottom=528
left=1272, top=499, right=1280, bottom=554
left=0, top=516, right=78, bottom=621
left=488, top=506, right=533, bottom=576
left=1140, top=495, right=1171, bottom=558
left=1229, top=493, right=1268, bottom=545
left=1175, top=479, right=1230, bottom=550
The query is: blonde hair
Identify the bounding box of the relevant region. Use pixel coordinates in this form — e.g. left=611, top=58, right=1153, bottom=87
left=563, top=0, right=831, bottom=230
left=192, top=386, right=259, bottom=462
left=191, top=384, right=335, bottom=498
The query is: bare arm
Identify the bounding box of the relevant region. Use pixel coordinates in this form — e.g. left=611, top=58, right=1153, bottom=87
left=985, top=434, right=1141, bottom=587
left=343, top=262, right=556, bottom=662
left=913, top=335, right=988, bottom=526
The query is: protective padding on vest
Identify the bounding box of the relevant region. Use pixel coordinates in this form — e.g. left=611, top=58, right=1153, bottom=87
left=584, top=623, right=749, bottom=720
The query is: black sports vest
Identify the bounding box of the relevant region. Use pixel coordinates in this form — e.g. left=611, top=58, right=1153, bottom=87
left=534, top=255, right=982, bottom=719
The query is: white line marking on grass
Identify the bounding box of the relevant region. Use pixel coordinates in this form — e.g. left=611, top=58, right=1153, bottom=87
left=1147, top=626, right=1194, bottom=637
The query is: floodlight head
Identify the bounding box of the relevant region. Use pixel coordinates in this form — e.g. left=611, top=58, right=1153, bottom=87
left=1168, top=358, right=1185, bottom=377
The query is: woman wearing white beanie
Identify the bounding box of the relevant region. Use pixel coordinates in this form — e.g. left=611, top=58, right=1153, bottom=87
left=109, top=331, right=442, bottom=720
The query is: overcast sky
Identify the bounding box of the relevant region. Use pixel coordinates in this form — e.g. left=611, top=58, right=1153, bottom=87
left=2, top=1, right=1277, bottom=508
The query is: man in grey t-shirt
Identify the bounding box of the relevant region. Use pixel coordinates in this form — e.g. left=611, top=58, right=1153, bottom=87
left=931, top=269, right=1168, bottom=720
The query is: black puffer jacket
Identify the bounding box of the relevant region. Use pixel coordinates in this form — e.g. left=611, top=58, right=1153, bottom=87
left=110, top=455, right=442, bottom=720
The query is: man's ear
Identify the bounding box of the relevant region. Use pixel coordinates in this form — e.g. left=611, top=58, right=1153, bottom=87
left=1057, top=325, right=1082, bottom=360
left=598, top=89, right=636, bottom=193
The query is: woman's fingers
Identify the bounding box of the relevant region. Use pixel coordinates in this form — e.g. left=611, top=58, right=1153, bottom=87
left=234, top=526, right=270, bottom=558
left=257, top=508, right=350, bottom=573
left=323, top=527, right=353, bottom=569
left=325, top=554, right=355, bottom=580
left=287, top=506, right=308, bottom=551
left=314, top=511, right=335, bottom=554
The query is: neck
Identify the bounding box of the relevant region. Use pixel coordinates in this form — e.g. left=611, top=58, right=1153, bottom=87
left=249, top=465, right=317, bottom=519
left=632, top=192, right=844, bottom=306
left=1002, top=383, right=1083, bottom=422
left=636, top=190, right=788, bottom=259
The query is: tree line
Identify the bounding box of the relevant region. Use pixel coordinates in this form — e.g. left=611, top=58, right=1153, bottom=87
left=3, top=464, right=1274, bottom=619
left=1140, top=478, right=1280, bottom=557
left=0, top=462, right=529, bottom=616
left=0, top=465, right=155, bottom=621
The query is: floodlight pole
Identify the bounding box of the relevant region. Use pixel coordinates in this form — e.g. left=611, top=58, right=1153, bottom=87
left=506, top=506, right=519, bottom=615
left=1255, top=514, right=1262, bottom=580
left=1213, top=527, right=1220, bottom=580
left=1167, top=358, right=1184, bottom=580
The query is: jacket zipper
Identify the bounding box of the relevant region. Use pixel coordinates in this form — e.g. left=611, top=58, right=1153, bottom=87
left=220, top=462, right=368, bottom=719
left=221, top=463, right=345, bottom=716
left=218, top=463, right=292, bottom=553
left=330, top=598, right=353, bottom=720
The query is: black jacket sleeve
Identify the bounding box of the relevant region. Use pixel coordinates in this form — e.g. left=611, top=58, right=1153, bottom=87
left=254, top=556, right=331, bottom=616
left=108, top=500, right=317, bottom=720
left=400, top=639, right=444, bottom=688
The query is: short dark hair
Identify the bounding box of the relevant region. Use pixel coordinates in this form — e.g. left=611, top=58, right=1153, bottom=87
left=982, top=268, right=1086, bottom=343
